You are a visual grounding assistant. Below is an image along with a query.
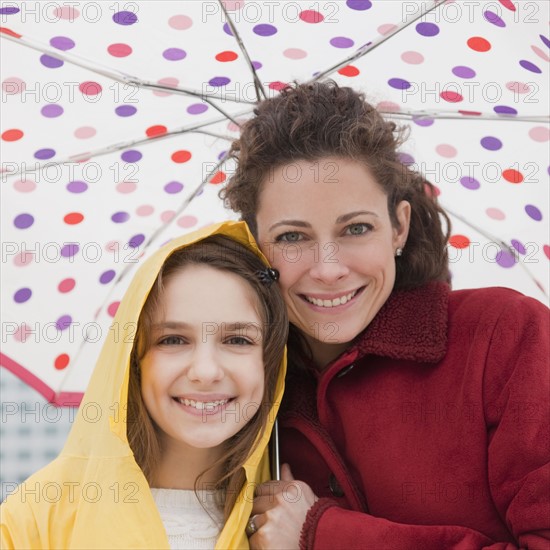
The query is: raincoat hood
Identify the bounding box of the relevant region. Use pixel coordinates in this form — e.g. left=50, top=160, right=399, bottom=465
left=1, top=220, right=287, bottom=549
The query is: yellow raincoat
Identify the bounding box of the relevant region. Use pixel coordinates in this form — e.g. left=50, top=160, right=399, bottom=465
left=1, top=221, right=286, bottom=549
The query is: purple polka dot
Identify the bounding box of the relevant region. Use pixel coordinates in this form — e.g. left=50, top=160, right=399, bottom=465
left=413, top=116, right=434, bottom=127
left=540, top=34, right=550, bottom=49
left=330, top=36, right=354, bottom=48
left=398, top=153, right=415, bottom=166
left=128, top=234, right=145, bottom=248
left=41, top=104, right=63, bottom=117
left=452, top=66, right=476, bottom=79
left=115, top=105, right=137, bottom=117
left=100, top=270, right=116, bottom=284
left=40, top=54, right=63, bottom=68
left=164, top=181, right=184, bottom=194
left=416, top=22, right=439, bottom=37
left=187, top=103, right=208, bottom=115
left=113, top=11, right=137, bottom=25
left=494, top=105, right=517, bottom=115
left=525, top=205, right=542, bottom=221
left=251, top=61, right=262, bottom=70
left=163, top=48, right=186, bottom=61
left=50, top=36, right=75, bottom=50
left=496, top=249, right=516, bottom=268
left=511, top=240, right=526, bottom=255
left=111, top=211, right=130, bottom=223
left=346, top=0, right=372, bottom=10
left=67, top=180, right=88, bottom=193
left=480, top=136, right=502, bottom=151
left=61, top=244, right=79, bottom=258
left=14, top=288, right=32, bottom=303
left=223, top=23, right=233, bottom=36
left=253, top=24, right=277, bottom=37
left=519, top=60, right=541, bottom=73
left=484, top=10, right=505, bottom=27
left=460, top=176, right=480, bottom=190
left=0, top=6, right=19, bottom=14
left=217, top=151, right=227, bottom=160
left=121, top=150, right=142, bottom=162
left=56, top=315, right=72, bottom=331
left=14, top=213, right=34, bottom=229
left=209, top=76, right=230, bottom=87
left=388, top=78, right=411, bottom=90
left=34, top=148, right=55, bottom=160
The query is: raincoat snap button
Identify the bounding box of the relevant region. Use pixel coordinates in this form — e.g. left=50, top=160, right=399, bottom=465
left=329, top=474, right=345, bottom=497
left=336, top=364, right=354, bottom=378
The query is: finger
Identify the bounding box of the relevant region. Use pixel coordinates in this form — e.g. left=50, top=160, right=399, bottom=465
left=281, top=463, right=294, bottom=481
left=252, top=494, right=279, bottom=515
left=254, top=480, right=287, bottom=497
left=247, top=513, right=266, bottom=539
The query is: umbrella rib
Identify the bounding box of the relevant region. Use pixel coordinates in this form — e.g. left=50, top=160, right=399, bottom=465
left=381, top=110, right=550, bottom=123
left=309, top=0, right=447, bottom=83
left=217, top=0, right=267, bottom=102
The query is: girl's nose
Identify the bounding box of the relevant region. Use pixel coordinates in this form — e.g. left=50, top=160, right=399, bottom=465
left=186, top=344, right=224, bottom=384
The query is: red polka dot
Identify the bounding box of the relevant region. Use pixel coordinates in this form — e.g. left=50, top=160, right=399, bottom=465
left=440, top=91, right=463, bottom=103
left=458, top=110, right=482, bottom=116
left=79, top=81, right=102, bottom=95
left=0, top=27, right=22, bottom=38
left=64, top=212, right=84, bottom=224
left=2, top=128, right=23, bottom=141
left=269, top=81, right=288, bottom=91
left=107, top=43, right=132, bottom=57
left=58, top=278, right=76, bottom=293
left=424, top=183, right=440, bottom=197
left=54, top=354, right=70, bottom=370
left=210, top=171, right=227, bottom=184
left=498, top=0, right=516, bottom=10
left=543, top=245, right=550, bottom=260
left=467, top=37, right=491, bottom=52
left=171, top=150, right=192, bottom=163
left=502, top=169, right=523, bottom=184
left=216, top=50, right=238, bottom=62
left=146, top=125, right=167, bottom=137
left=449, top=234, right=470, bottom=249
left=338, top=65, right=360, bottom=77
left=107, top=301, right=120, bottom=317
left=299, top=10, right=324, bottom=23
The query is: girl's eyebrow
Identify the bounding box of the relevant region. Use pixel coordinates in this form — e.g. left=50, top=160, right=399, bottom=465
left=152, top=321, right=260, bottom=330
left=269, top=210, right=379, bottom=231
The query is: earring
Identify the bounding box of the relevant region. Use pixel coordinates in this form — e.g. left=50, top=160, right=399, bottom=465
left=395, top=247, right=403, bottom=257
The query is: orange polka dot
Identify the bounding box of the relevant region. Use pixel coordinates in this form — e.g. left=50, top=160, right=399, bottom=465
left=210, top=171, right=227, bottom=184
left=2, top=128, right=23, bottom=141
left=64, top=212, right=84, bottom=224
left=338, top=65, right=360, bottom=77
left=171, top=150, right=192, bottom=163
left=467, top=37, right=491, bottom=52
left=449, top=234, right=470, bottom=249
left=146, top=125, right=167, bottom=137
left=216, top=51, right=238, bottom=62
left=54, top=354, right=70, bottom=370
left=502, top=169, right=523, bottom=184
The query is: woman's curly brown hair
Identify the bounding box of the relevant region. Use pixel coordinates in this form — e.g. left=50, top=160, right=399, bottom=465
left=220, top=81, right=451, bottom=289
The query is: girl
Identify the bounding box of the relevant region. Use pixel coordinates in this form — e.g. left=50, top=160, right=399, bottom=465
left=1, top=221, right=288, bottom=549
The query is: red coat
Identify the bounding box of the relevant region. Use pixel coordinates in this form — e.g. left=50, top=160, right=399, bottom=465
left=279, top=282, right=550, bottom=549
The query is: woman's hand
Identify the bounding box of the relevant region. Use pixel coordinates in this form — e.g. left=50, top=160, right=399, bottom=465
left=248, top=464, right=319, bottom=550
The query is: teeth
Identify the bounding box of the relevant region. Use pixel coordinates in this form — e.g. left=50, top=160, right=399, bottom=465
left=305, top=289, right=358, bottom=308
left=176, top=398, right=229, bottom=410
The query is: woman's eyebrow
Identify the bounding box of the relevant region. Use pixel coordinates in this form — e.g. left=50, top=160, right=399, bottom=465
left=335, top=211, right=378, bottom=223
left=269, top=220, right=311, bottom=231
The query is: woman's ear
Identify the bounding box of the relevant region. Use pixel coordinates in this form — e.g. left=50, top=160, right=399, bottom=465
left=393, top=200, right=411, bottom=248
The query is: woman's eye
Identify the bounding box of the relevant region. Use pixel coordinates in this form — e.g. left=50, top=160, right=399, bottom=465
left=346, top=223, right=372, bottom=236
left=275, top=231, right=303, bottom=243
left=159, top=336, right=186, bottom=346
left=225, top=336, right=253, bottom=346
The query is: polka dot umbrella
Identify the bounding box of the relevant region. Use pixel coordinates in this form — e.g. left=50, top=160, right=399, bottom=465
left=1, top=0, right=548, bottom=405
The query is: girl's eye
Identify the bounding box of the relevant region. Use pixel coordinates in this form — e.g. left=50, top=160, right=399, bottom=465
left=345, top=223, right=373, bottom=236
left=275, top=231, right=303, bottom=243
left=159, top=335, right=186, bottom=346
left=225, top=336, right=254, bottom=346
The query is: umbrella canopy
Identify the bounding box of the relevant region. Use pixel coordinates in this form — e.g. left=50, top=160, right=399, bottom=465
left=1, top=0, right=549, bottom=405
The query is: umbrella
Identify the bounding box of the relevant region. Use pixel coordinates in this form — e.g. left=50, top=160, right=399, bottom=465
left=1, top=0, right=548, bottom=406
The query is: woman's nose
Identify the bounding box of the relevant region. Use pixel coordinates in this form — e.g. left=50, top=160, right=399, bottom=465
left=308, top=242, right=350, bottom=283
left=186, top=343, right=224, bottom=384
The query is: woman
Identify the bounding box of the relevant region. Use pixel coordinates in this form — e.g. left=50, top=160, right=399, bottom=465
left=1, top=221, right=288, bottom=549
left=221, top=82, right=549, bottom=549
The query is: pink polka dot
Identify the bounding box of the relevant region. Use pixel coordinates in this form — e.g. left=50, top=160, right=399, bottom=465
left=53, top=6, right=80, bottom=19
left=222, top=0, right=245, bottom=9
left=161, top=210, right=176, bottom=223
left=14, top=179, right=36, bottom=192
left=136, top=205, right=154, bottom=216
left=486, top=207, right=506, bottom=220
left=177, top=215, right=198, bottom=228
left=153, top=77, right=179, bottom=97
left=74, top=126, right=96, bottom=139
left=14, top=323, right=31, bottom=343
left=58, top=278, right=76, bottom=293
left=2, top=77, right=25, bottom=94
left=377, top=101, right=400, bottom=112
left=283, top=48, right=307, bottom=59
left=168, top=15, right=193, bottom=29
left=378, top=23, right=397, bottom=35
left=105, top=240, right=120, bottom=254
left=529, top=126, right=550, bottom=142
left=531, top=45, right=550, bottom=62
left=13, top=251, right=34, bottom=267
left=107, top=301, right=120, bottom=317
left=401, top=51, right=424, bottom=64
left=505, top=81, right=532, bottom=94
left=79, top=81, right=102, bottom=96
left=436, top=144, right=457, bottom=158
left=116, top=181, right=137, bottom=193
left=108, top=43, right=132, bottom=57
left=227, top=121, right=241, bottom=132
